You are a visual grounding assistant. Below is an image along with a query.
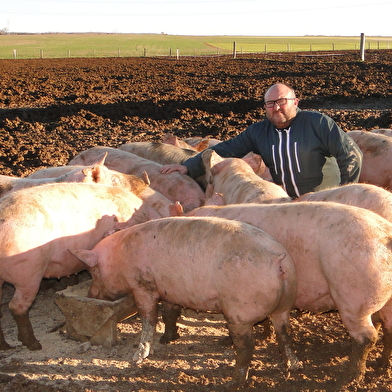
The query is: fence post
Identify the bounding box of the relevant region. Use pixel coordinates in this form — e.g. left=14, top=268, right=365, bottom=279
left=233, top=41, right=236, bottom=59
left=360, top=33, right=365, bottom=61
left=176, top=48, right=179, bottom=60
left=13, top=49, right=17, bottom=59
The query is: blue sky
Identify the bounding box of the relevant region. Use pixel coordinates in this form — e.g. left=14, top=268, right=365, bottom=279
left=2, top=0, right=392, bottom=36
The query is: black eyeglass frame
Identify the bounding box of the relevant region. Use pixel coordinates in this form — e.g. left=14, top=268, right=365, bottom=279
left=264, top=97, right=296, bottom=108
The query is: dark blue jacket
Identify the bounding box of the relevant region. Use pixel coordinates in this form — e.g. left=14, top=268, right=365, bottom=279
left=183, top=109, right=362, bottom=198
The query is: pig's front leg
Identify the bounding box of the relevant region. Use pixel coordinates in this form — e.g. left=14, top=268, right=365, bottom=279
left=132, top=299, right=159, bottom=363
left=9, top=284, right=42, bottom=350
left=160, top=302, right=181, bottom=344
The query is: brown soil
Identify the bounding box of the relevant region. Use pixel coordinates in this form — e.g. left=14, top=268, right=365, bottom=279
left=0, top=50, right=392, bottom=392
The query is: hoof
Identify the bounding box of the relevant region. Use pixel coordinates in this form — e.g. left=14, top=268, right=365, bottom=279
left=159, top=332, right=180, bottom=344
left=25, top=340, right=42, bottom=351
left=0, top=342, right=12, bottom=350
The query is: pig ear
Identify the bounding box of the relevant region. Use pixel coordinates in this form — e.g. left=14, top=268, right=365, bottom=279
left=242, top=152, right=262, bottom=172
left=141, top=171, right=151, bottom=186
left=169, top=201, right=185, bottom=217
left=193, top=139, right=210, bottom=152
left=96, top=152, right=108, bottom=166
left=68, top=249, right=99, bottom=268
left=202, top=149, right=222, bottom=169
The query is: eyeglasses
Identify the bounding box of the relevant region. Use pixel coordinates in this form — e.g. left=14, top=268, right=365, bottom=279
left=264, top=98, right=295, bottom=108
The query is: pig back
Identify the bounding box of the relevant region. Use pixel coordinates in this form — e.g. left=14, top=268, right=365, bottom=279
left=93, top=216, right=297, bottom=318
left=0, top=182, right=146, bottom=278
left=118, top=141, right=197, bottom=165
left=69, top=146, right=206, bottom=211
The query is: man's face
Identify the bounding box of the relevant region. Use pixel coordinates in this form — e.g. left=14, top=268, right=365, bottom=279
left=264, top=85, right=299, bottom=129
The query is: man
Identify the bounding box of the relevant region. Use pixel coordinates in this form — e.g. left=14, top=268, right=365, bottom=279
left=160, top=83, right=362, bottom=198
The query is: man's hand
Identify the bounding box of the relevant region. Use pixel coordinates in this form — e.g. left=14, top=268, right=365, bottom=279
left=160, top=164, right=188, bottom=175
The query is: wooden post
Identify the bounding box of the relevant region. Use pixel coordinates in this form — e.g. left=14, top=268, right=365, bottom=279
left=287, top=43, right=290, bottom=52
left=13, top=49, right=17, bottom=59
left=360, top=33, right=365, bottom=61
left=40, top=49, right=44, bottom=58
left=233, top=41, right=236, bottom=59
left=176, top=48, right=179, bottom=60
left=68, top=49, right=71, bottom=58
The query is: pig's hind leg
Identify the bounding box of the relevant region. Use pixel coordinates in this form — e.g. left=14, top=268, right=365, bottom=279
left=375, top=301, right=392, bottom=368
left=339, top=312, right=378, bottom=383
left=269, top=310, right=302, bottom=372
left=227, top=321, right=254, bottom=389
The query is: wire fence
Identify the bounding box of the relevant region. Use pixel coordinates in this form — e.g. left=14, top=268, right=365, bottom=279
left=1, top=37, right=391, bottom=60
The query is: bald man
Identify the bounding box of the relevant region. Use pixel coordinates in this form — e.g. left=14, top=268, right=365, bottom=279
left=160, top=83, right=362, bottom=199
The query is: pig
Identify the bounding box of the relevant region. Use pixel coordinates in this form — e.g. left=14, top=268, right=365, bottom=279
left=0, top=153, right=129, bottom=199
left=347, top=130, right=392, bottom=190
left=27, top=165, right=86, bottom=179
left=118, top=141, right=198, bottom=165
left=70, top=216, right=299, bottom=388
left=184, top=201, right=392, bottom=384
left=202, top=149, right=291, bottom=204
left=182, top=136, right=222, bottom=149
left=296, top=183, right=392, bottom=223
left=26, top=156, right=173, bottom=217
left=162, top=133, right=211, bottom=151
left=68, top=146, right=206, bottom=212
left=0, top=182, right=160, bottom=351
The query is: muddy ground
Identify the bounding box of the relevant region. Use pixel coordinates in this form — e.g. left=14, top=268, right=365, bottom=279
left=0, top=50, right=391, bottom=391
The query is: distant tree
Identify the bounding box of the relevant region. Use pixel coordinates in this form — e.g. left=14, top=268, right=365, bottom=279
left=0, top=27, right=9, bottom=35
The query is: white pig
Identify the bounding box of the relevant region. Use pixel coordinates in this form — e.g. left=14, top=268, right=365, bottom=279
left=347, top=130, right=392, bottom=190
left=185, top=201, right=392, bottom=384
left=68, top=146, right=206, bottom=212
left=70, top=216, right=299, bottom=389
left=0, top=182, right=159, bottom=352
left=202, top=149, right=291, bottom=204
left=296, top=183, right=392, bottom=223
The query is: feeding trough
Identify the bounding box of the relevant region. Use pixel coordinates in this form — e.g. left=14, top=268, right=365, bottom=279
left=55, top=279, right=138, bottom=347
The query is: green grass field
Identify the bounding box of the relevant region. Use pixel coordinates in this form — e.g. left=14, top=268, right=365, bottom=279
left=0, top=33, right=391, bottom=59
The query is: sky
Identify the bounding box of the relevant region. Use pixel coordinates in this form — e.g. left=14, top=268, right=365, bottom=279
left=2, top=0, right=392, bottom=37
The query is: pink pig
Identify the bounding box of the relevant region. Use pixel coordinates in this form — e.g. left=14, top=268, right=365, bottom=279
left=202, top=149, right=291, bottom=204
left=185, top=201, right=392, bottom=384
left=0, top=182, right=159, bottom=352
left=27, top=155, right=173, bottom=217
left=118, top=141, right=198, bottom=164
left=68, top=146, right=206, bottom=212
left=71, top=216, right=299, bottom=388
left=347, top=130, right=392, bottom=190
left=296, top=183, right=392, bottom=223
